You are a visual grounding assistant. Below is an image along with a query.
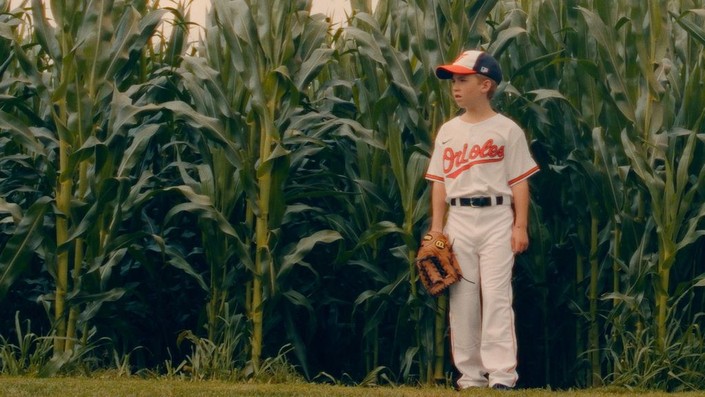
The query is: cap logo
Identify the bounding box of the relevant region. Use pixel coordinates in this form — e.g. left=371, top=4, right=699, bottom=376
left=480, top=67, right=489, bottom=73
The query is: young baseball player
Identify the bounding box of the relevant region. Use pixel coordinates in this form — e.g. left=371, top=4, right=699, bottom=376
left=424, top=50, right=539, bottom=390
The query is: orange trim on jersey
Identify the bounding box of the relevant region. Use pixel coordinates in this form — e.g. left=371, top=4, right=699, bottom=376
left=425, top=173, right=444, bottom=182
left=508, top=165, right=540, bottom=186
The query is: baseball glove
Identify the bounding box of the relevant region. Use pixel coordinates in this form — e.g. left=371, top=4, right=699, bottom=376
left=415, top=231, right=463, bottom=296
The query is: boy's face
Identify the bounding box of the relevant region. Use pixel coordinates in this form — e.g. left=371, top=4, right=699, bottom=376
left=450, top=74, right=493, bottom=108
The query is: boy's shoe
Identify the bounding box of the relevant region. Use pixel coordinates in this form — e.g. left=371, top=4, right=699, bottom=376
left=491, top=384, right=513, bottom=390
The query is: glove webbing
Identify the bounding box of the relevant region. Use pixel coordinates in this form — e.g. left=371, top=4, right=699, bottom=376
left=429, top=256, right=449, bottom=278
left=416, top=256, right=475, bottom=285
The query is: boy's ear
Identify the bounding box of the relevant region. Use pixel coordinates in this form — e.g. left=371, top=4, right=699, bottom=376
left=480, top=78, right=493, bottom=91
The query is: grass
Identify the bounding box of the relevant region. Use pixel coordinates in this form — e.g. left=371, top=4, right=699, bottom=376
left=0, top=377, right=704, bottom=397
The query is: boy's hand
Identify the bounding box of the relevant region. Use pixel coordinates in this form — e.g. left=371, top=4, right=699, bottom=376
left=511, top=225, right=529, bottom=254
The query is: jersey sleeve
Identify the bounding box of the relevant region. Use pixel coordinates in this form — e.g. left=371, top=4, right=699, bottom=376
left=505, top=126, right=539, bottom=186
left=425, top=128, right=445, bottom=183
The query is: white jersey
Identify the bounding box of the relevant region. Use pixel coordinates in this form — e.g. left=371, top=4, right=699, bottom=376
left=425, top=113, right=539, bottom=200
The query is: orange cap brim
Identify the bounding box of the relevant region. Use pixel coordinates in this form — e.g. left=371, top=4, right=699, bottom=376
left=435, top=65, right=477, bottom=79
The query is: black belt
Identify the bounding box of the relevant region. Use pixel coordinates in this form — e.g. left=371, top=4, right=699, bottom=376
left=450, top=196, right=506, bottom=207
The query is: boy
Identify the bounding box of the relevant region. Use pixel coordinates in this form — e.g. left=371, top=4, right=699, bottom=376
left=424, top=50, right=539, bottom=390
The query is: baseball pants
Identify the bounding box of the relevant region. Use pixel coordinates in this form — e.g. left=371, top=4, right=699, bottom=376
left=445, top=204, right=518, bottom=389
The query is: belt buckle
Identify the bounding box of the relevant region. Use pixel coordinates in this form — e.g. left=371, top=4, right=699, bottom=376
left=469, top=197, right=489, bottom=207
left=468, top=198, right=481, bottom=207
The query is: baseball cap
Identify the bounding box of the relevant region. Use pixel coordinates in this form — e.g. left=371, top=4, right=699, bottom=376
left=435, top=50, right=503, bottom=83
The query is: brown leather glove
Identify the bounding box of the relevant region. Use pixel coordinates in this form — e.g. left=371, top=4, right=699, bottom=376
left=415, top=231, right=462, bottom=296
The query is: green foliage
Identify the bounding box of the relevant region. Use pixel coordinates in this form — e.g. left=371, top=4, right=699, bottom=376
left=0, top=312, right=52, bottom=375
left=607, top=286, right=705, bottom=391
left=1, top=0, right=705, bottom=392
left=0, top=311, right=110, bottom=377
left=169, top=305, right=248, bottom=381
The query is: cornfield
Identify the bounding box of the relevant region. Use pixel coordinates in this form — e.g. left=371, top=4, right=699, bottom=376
left=1, top=0, right=704, bottom=391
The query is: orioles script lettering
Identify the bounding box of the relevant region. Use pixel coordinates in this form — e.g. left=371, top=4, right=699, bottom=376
left=443, top=139, right=505, bottom=178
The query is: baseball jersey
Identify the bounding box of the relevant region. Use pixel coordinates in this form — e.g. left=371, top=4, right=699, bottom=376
left=425, top=114, right=539, bottom=199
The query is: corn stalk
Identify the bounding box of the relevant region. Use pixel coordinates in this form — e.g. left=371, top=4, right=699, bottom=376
left=211, top=0, right=346, bottom=372
left=1, top=0, right=224, bottom=363
left=19, top=0, right=169, bottom=355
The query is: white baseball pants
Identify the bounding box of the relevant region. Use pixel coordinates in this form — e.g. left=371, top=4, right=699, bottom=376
left=445, top=204, right=518, bottom=389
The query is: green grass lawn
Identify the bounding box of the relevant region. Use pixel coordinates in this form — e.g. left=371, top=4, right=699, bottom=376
left=0, top=377, right=703, bottom=397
